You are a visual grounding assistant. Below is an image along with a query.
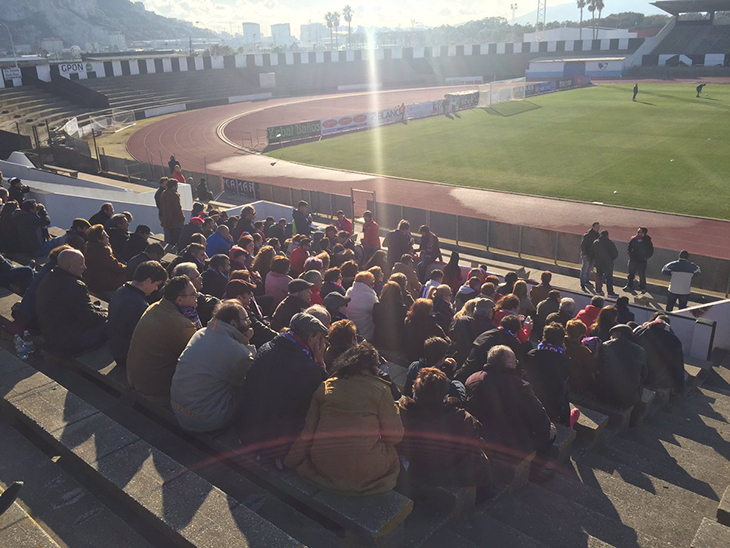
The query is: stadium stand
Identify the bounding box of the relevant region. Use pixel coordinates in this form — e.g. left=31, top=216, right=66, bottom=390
left=653, top=24, right=730, bottom=55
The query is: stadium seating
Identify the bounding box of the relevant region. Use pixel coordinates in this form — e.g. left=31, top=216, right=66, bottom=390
left=78, top=70, right=259, bottom=114
left=653, top=24, right=730, bottom=55
left=0, top=87, right=91, bottom=142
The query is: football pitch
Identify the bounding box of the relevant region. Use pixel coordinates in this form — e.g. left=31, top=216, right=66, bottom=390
left=269, top=84, right=730, bottom=220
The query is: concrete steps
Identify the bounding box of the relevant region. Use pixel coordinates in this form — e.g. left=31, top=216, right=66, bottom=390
left=0, top=423, right=156, bottom=547
left=547, top=455, right=710, bottom=546
left=448, top=506, right=550, bottom=548
left=0, top=500, right=61, bottom=548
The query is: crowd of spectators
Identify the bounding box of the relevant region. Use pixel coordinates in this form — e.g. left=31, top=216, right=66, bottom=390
left=0, top=174, right=699, bottom=498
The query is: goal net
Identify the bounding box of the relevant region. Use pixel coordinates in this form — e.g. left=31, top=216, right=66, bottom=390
left=77, top=109, right=137, bottom=138
left=478, top=77, right=527, bottom=108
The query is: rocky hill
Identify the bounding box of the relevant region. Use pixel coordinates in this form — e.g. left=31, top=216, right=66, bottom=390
left=0, top=0, right=215, bottom=51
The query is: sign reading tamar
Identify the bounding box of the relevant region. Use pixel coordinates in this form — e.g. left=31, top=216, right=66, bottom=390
left=223, top=178, right=260, bottom=199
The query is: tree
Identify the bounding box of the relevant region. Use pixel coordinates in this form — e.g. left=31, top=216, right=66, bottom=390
left=332, top=11, right=341, bottom=50
left=596, top=0, right=605, bottom=35
left=577, top=0, right=586, bottom=40
left=587, top=0, right=597, bottom=39
left=325, top=12, right=334, bottom=50
left=343, top=5, right=353, bottom=49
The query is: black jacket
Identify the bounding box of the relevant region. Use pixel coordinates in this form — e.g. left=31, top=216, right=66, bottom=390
left=398, top=397, right=492, bottom=486
left=201, top=269, right=228, bottom=299
left=523, top=348, right=571, bottom=425
left=122, top=233, right=148, bottom=262
left=634, top=324, right=684, bottom=393
left=465, top=364, right=553, bottom=456
left=233, top=218, right=258, bottom=243
left=372, top=300, right=408, bottom=352
left=12, top=209, right=50, bottom=255
left=176, top=223, right=204, bottom=254
left=292, top=209, right=311, bottom=236
left=89, top=210, right=111, bottom=227
left=581, top=229, right=600, bottom=257
left=455, top=327, right=525, bottom=384
left=271, top=295, right=309, bottom=332
left=239, top=334, right=326, bottom=458
left=107, top=228, right=129, bottom=261
left=36, top=267, right=107, bottom=354
left=592, top=234, right=618, bottom=269
left=107, top=283, right=148, bottom=368
left=384, top=230, right=413, bottom=268
left=628, top=235, right=654, bottom=263
left=404, top=315, right=447, bottom=363
left=449, top=316, right=493, bottom=366
left=594, top=337, right=648, bottom=408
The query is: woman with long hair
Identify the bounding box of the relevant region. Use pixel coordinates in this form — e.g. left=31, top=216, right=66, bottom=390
left=442, top=252, right=462, bottom=295
left=404, top=298, right=447, bottom=362
left=364, top=249, right=389, bottom=274
left=265, top=255, right=292, bottom=309
left=387, top=272, right=414, bottom=308
left=83, top=224, right=127, bottom=296
left=251, top=245, right=275, bottom=283
left=590, top=305, right=619, bottom=342
left=513, top=280, right=535, bottom=317
left=428, top=283, right=455, bottom=333
left=372, top=281, right=408, bottom=354
left=284, top=343, right=404, bottom=495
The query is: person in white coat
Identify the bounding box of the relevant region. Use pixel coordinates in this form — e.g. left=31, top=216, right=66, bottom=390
left=345, top=271, right=379, bottom=341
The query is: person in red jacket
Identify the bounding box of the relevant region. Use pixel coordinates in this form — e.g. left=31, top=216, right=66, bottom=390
left=575, top=295, right=605, bottom=330
left=290, top=237, right=311, bottom=277
left=335, top=210, right=353, bottom=235
left=361, top=210, right=381, bottom=264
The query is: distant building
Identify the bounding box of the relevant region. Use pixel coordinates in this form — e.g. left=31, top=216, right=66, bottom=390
left=41, top=38, right=64, bottom=54
left=523, top=27, right=637, bottom=42
left=300, top=23, right=328, bottom=47
left=108, top=33, right=127, bottom=51
left=271, top=23, right=292, bottom=46
left=242, top=22, right=261, bottom=45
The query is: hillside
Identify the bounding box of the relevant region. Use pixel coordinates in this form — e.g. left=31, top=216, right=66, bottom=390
left=0, top=0, right=215, bottom=51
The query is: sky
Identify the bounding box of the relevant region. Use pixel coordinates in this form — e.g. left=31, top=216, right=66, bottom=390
left=140, top=0, right=664, bottom=36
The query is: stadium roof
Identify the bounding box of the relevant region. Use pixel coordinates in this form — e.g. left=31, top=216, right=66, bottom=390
left=652, top=0, right=730, bottom=15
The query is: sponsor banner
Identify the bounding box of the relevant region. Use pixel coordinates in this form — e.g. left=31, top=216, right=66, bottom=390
left=2, top=67, right=21, bottom=80
left=321, top=113, right=369, bottom=135
left=407, top=100, right=446, bottom=120
left=267, top=120, right=321, bottom=143
left=369, top=104, right=407, bottom=127
left=525, top=77, right=590, bottom=97
left=444, top=91, right=480, bottom=111
left=59, top=62, right=93, bottom=75
left=223, top=178, right=260, bottom=199
left=144, top=103, right=186, bottom=118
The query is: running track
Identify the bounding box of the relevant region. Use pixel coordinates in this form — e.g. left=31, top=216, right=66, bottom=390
left=126, top=85, right=730, bottom=260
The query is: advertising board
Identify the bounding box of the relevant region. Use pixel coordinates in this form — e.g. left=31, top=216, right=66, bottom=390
left=321, top=113, right=369, bottom=135
left=2, top=68, right=21, bottom=80
left=406, top=101, right=446, bottom=120
left=267, top=120, right=321, bottom=143
left=369, top=104, right=406, bottom=127
left=59, top=62, right=93, bottom=75
left=223, top=178, right=260, bottom=199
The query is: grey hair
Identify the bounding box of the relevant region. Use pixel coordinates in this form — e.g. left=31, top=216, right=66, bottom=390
left=304, top=305, right=331, bottom=327
left=302, top=270, right=323, bottom=284
left=559, top=297, right=576, bottom=315
left=172, top=262, right=200, bottom=279
left=486, top=345, right=517, bottom=369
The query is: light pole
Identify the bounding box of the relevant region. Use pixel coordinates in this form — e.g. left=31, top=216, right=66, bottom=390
left=510, top=3, right=518, bottom=21
left=0, top=21, right=19, bottom=69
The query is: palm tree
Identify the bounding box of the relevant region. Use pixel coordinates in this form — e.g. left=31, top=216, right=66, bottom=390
left=587, top=0, right=597, bottom=39
left=325, top=12, right=334, bottom=50
left=333, top=11, right=341, bottom=50
left=596, top=0, right=605, bottom=37
left=577, top=0, right=586, bottom=40
left=343, top=5, right=353, bottom=49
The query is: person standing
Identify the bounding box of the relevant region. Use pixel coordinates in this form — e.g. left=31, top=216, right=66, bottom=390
left=384, top=220, right=413, bottom=271
left=633, top=84, right=639, bottom=102
left=592, top=230, right=618, bottom=296
left=292, top=200, right=312, bottom=237
left=417, top=225, right=442, bottom=283
left=160, top=179, right=185, bottom=247
left=579, top=222, right=600, bottom=291
left=662, top=250, right=700, bottom=312
left=335, top=210, right=353, bottom=235
left=624, top=227, right=653, bottom=291
left=361, top=210, right=381, bottom=265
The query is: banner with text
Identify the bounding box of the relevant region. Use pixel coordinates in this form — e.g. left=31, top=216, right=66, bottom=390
left=444, top=91, right=480, bottom=112
left=321, top=113, right=369, bottom=135
left=58, top=62, right=93, bottom=76
left=369, top=104, right=407, bottom=127
left=407, top=100, right=446, bottom=120
left=2, top=68, right=21, bottom=81
left=267, top=120, right=321, bottom=144
left=223, top=178, right=260, bottom=199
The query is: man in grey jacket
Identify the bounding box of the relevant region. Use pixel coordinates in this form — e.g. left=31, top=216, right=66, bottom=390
left=171, top=301, right=255, bottom=432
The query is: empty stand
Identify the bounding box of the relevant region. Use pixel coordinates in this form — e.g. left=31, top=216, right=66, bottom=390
left=654, top=24, right=730, bottom=55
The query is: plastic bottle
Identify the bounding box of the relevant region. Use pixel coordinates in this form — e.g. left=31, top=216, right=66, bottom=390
left=14, top=334, right=28, bottom=360
left=22, top=331, right=34, bottom=356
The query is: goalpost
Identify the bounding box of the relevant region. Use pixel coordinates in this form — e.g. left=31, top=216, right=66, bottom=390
left=478, top=77, right=527, bottom=108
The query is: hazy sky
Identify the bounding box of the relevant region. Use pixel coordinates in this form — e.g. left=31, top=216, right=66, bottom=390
left=141, top=0, right=662, bottom=36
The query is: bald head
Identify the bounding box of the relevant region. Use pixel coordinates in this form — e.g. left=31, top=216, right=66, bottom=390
left=58, top=249, right=86, bottom=277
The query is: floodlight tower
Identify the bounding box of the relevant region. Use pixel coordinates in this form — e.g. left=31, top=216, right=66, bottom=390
left=510, top=3, right=518, bottom=21
left=536, top=0, right=547, bottom=42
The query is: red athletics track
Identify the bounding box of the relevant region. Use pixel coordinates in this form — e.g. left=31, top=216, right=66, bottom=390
left=126, top=85, right=730, bottom=260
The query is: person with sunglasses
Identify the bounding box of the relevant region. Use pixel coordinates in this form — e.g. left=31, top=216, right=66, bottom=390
left=171, top=300, right=256, bottom=433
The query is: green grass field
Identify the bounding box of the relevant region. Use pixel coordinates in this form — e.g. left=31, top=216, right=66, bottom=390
left=270, top=84, right=730, bottom=219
